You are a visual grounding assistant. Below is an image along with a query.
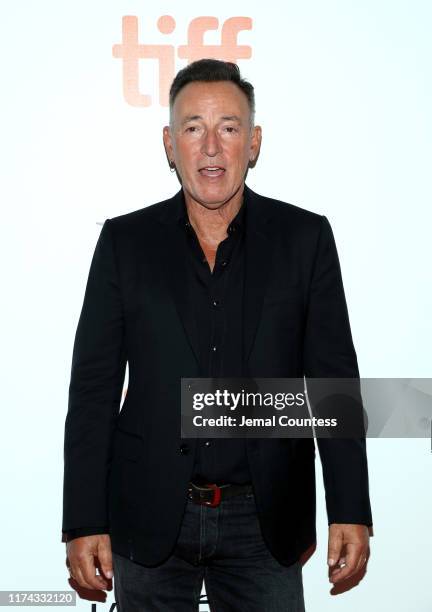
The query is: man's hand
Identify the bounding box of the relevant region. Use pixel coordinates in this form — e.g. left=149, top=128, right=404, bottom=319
left=66, top=534, right=113, bottom=591
left=327, top=523, right=370, bottom=584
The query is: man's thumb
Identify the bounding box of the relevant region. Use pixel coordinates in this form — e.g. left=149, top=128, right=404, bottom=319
left=98, top=540, right=113, bottom=579
left=328, top=529, right=343, bottom=567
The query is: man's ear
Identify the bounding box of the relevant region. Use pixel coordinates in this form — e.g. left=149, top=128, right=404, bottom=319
left=163, top=126, right=173, bottom=162
left=250, top=125, right=262, bottom=164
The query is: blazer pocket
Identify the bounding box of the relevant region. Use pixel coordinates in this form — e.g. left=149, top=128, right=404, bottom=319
left=112, top=428, right=145, bottom=463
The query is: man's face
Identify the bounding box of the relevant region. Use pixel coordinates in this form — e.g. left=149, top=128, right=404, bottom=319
left=163, top=81, right=261, bottom=210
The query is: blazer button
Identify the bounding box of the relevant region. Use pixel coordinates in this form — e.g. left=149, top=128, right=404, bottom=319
left=179, top=444, right=189, bottom=455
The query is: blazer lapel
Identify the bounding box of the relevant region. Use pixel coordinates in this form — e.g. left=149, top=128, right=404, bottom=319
left=242, top=184, right=274, bottom=366
left=157, top=190, right=201, bottom=370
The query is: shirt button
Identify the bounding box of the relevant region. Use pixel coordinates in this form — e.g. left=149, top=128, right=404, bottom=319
left=212, top=299, right=220, bottom=307
left=204, top=440, right=211, bottom=447
left=212, top=346, right=217, bottom=352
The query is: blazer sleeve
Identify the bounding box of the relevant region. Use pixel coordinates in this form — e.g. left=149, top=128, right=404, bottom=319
left=61, top=526, right=110, bottom=543
left=303, top=215, right=373, bottom=526
left=62, top=218, right=127, bottom=537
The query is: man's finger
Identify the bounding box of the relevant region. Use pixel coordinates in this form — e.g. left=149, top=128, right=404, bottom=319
left=71, top=565, right=95, bottom=590
left=78, top=553, right=109, bottom=590
left=330, top=542, right=362, bottom=584
left=353, top=548, right=369, bottom=575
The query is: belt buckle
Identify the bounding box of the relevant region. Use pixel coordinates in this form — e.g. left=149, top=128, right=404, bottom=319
left=201, top=483, right=222, bottom=507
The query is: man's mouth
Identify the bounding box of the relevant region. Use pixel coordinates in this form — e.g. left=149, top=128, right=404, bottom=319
left=198, top=166, right=226, bottom=178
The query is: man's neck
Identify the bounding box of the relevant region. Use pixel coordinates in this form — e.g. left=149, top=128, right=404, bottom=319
left=184, top=187, right=244, bottom=246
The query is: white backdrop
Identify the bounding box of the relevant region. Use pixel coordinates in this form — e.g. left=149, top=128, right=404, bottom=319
left=0, top=1, right=431, bottom=610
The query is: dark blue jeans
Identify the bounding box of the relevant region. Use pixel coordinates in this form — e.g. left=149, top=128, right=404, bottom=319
left=113, top=490, right=305, bottom=611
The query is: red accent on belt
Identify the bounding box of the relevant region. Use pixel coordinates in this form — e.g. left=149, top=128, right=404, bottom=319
left=202, top=483, right=222, bottom=507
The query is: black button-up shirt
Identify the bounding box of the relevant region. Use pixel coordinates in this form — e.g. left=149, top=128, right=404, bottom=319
left=177, top=192, right=252, bottom=486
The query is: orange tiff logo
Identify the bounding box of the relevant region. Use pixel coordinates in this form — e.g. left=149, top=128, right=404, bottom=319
left=112, top=15, right=253, bottom=107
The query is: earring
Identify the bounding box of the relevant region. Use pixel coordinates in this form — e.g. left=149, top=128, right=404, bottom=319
left=169, top=160, right=176, bottom=173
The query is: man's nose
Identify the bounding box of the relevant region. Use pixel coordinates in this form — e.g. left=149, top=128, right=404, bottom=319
left=201, top=129, right=222, bottom=157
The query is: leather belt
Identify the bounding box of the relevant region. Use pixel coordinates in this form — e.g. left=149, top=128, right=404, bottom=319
left=187, top=481, right=253, bottom=507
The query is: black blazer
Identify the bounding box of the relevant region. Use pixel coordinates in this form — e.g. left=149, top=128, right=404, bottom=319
left=62, top=183, right=372, bottom=567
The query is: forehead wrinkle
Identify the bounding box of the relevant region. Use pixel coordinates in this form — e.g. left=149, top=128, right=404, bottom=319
left=181, top=114, right=203, bottom=124
left=180, top=113, right=243, bottom=126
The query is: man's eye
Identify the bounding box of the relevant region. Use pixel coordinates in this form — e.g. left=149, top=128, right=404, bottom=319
left=224, top=126, right=237, bottom=133
left=186, top=126, right=198, bottom=133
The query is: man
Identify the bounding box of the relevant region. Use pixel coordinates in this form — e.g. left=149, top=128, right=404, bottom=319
left=62, top=59, right=372, bottom=610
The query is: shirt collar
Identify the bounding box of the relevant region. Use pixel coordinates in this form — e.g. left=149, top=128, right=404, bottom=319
left=177, top=188, right=247, bottom=233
